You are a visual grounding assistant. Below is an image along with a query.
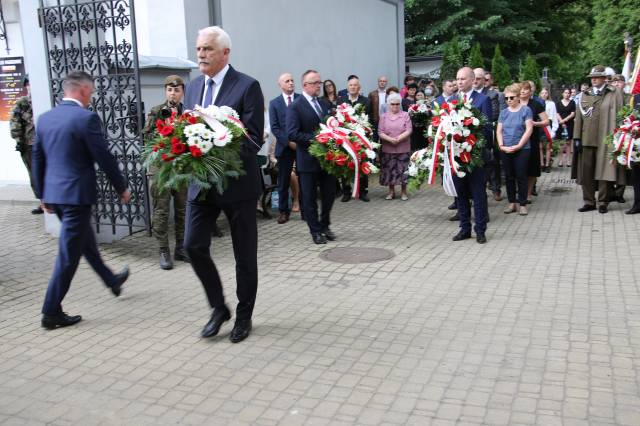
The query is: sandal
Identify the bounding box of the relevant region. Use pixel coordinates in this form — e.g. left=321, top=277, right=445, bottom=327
left=385, top=193, right=395, bottom=200
left=401, top=194, right=408, bottom=201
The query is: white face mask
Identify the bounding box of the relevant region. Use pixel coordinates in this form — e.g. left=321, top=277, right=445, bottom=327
left=424, top=88, right=433, bottom=96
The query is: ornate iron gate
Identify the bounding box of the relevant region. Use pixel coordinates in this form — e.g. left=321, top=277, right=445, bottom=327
left=38, top=0, right=149, bottom=236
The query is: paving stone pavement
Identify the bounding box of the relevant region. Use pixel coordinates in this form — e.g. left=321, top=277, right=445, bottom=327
left=1, top=167, right=639, bottom=426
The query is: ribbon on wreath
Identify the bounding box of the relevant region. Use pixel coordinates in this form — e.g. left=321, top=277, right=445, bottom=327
left=613, top=119, right=640, bottom=167
left=318, top=117, right=364, bottom=199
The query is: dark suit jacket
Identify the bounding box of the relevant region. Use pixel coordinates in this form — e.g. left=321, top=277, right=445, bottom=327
left=286, top=95, right=331, bottom=173
left=184, top=66, right=265, bottom=203
left=268, top=92, right=300, bottom=159
left=465, top=91, right=494, bottom=156
left=479, top=87, right=500, bottom=122
left=32, top=100, right=126, bottom=205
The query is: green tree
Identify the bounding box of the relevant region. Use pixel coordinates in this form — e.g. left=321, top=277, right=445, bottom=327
left=440, top=36, right=464, bottom=81
left=491, top=44, right=511, bottom=90
left=468, top=42, right=484, bottom=69
left=521, top=54, right=542, bottom=91
left=588, top=0, right=640, bottom=70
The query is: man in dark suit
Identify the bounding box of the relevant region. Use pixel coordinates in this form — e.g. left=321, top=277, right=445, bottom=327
left=32, top=71, right=131, bottom=329
left=183, top=26, right=264, bottom=343
left=287, top=70, right=337, bottom=245
left=268, top=72, right=301, bottom=224
left=337, top=74, right=358, bottom=99
left=452, top=67, right=494, bottom=244
left=337, top=76, right=372, bottom=202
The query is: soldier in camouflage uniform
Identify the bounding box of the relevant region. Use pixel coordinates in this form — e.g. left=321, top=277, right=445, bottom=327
left=142, top=75, right=188, bottom=270
left=10, top=76, right=42, bottom=214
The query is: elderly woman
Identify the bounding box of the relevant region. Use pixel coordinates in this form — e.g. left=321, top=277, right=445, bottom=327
left=378, top=93, right=412, bottom=200
left=497, top=83, right=534, bottom=215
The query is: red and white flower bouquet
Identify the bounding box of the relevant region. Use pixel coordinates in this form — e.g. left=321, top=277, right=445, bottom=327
left=308, top=103, right=379, bottom=198
left=407, top=100, right=432, bottom=127
left=142, top=105, right=246, bottom=196
left=407, top=98, right=486, bottom=195
left=608, top=107, right=640, bottom=167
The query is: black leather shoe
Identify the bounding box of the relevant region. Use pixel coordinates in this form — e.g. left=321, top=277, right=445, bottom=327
left=341, top=192, right=351, bottom=202
left=312, top=233, right=327, bottom=244
left=201, top=306, right=231, bottom=338
left=322, top=228, right=336, bottom=241
left=31, top=207, right=44, bottom=214
left=452, top=231, right=471, bottom=241
left=616, top=196, right=626, bottom=203
left=359, top=193, right=370, bottom=202
left=277, top=212, right=290, bottom=224
left=598, top=205, right=608, bottom=214
left=626, top=206, right=640, bottom=215
left=578, top=204, right=596, bottom=212
left=42, top=312, right=82, bottom=329
left=111, top=266, right=129, bottom=297
left=476, top=234, right=487, bottom=244
left=447, top=202, right=457, bottom=210
left=174, top=245, right=190, bottom=263
left=229, top=319, right=252, bottom=343
left=532, top=187, right=538, bottom=196
left=159, top=248, right=173, bottom=270
left=449, top=213, right=460, bottom=221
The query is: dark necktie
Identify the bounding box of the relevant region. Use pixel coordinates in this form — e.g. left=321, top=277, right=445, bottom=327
left=287, top=95, right=292, bottom=106
left=204, top=78, right=214, bottom=106
left=312, top=97, right=323, bottom=118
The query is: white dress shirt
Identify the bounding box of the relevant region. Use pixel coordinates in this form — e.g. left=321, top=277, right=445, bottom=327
left=201, top=64, right=230, bottom=106
left=62, top=97, right=84, bottom=107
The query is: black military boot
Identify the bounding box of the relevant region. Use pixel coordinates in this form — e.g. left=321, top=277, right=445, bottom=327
left=174, top=244, right=190, bottom=263
left=159, top=247, right=173, bottom=270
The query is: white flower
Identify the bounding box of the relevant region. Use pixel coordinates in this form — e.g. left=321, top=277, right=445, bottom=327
left=461, top=142, right=469, bottom=151
left=457, top=171, right=466, bottom=178
left=198, top=140, right=213, bottom=154
left=617, top=155, right=627, bottom=165
left=200, top=129, right=213, bottom=140
left=219, top=105, right=238, bottom=120
left=213, top=130, right=232, bottom=147
left=187, top=135, right=200, bottom=146
left=365, top=149, right=376, bottom=159
left=408, top=163, right=418, bottom=176
left=462, top=129, right=470, bottom=137
left=368, top=164, right=379, bottom=174
left=472, top=117, right=480, bottom=126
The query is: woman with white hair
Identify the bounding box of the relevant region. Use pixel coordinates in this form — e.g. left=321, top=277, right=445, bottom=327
left=377, top=93, right=413, bottom=200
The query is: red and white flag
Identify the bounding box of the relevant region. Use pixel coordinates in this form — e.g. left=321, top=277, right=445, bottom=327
left=630, top=46, right=640, bottom=96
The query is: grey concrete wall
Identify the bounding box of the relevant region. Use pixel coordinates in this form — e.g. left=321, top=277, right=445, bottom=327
left=214, top=0, right=403, bottom=102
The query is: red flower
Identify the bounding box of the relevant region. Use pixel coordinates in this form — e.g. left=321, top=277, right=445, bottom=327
left=335, top=155, right=347, bottom=166
left=467, top=134, right=477, bottom=143
left=360, top=151, right=367, bottom=160
left=361, top=162, right=371, bottom=175
left=156, top=119, right=164, bottom=129
left=441, top=102, right=450, bottom=112
left=152, top=145, right=159, bottom=152
left=347, top=160, right=355, bottom=170
left=188, top=116, right=199, bottom=124
left=431, top=116, right=441, bottom=127
left=351, top=141, right=362, bottom=152
left=158, top=142, right=165, bottom=148
left=463, top=118, right=473, bottom=126
left=460, top=151, right=471, bottom=163
left=450, top=100, right=458, bottom=105
left=171, top=142, right=187, bottom=155
left=159, top=125, right=174, bottom=136
left=325, top=151, right=335, bottom=161
left=171, top=137, right=180, bottom=145
left=161, top=153, right=175, bottom=162
left=316, top=133, right=332, bottom=144
left=189, top=145, right=203, bottom=158
left=453, top=134, right=463, bottom=142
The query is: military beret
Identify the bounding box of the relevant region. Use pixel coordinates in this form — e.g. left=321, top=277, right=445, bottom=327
left=164, top=75, right=184, bottom=87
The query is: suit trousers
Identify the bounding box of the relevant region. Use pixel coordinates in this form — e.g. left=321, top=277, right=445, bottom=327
left=453, top=167, right=488, bottom=235
left=277, top=155, right=295, bottom=213
left=580, top=147, right=611, bottom=206
left=631, top=163, right=640, bottom=208
left=184, top=198, right=258, bottom=320
left=299, top=170, right=336, bottom=234
left=341, top=174, right=368, bottom=197
left=42, top=204, right=117, bottom=315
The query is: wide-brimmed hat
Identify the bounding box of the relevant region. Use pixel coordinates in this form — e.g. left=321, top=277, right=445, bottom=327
left=586, top=65, right=607, bottom=78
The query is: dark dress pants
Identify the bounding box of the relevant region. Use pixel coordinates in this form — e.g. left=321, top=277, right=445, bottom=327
left=342, top=174, right=368, bottom=197
left=184, top=198, right=258, bottom=320
left=277, top=155, right=295, bottom=214
left=488, top=142, right=502, bottom=194
left=501, top=149, right=530, bottom=206
left=453, top=167, right=488, bottom=235
left=632, top=163, right=640, bottom=209
left=42, top=204, right=116, bottom=315
left=299, top=170, right=336, bottom=234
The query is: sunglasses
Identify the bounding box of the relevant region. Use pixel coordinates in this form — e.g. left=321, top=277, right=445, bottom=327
left=505, top=96, right=518, bottom=100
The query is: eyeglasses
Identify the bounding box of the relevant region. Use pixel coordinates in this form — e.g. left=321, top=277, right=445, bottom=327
left=389, top=103, right=400, bottom=106
left=505, top=96, right=518, bottom=100
left=305, top=81, right=322, bottom=86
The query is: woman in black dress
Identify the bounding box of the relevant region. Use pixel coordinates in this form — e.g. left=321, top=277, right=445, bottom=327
left=520, top=81, right=549, bottom=203
left=322, top=79, right=338, bottom=107
left=555, top=88, right=576, bottom=167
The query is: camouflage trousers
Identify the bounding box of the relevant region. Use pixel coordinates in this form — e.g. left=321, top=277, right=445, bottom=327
left=20, top=145, right=37, bottom=198
left=151, top=179, right=187, bottom=249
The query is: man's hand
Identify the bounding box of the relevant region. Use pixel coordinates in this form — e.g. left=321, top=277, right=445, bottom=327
left=40, top=201, right=54, bottom=214
left=288, top=141, right=297, bottom=150
left=120, top=189, right=132, bottom=204
left=574, top=139, right=582, bottom=154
